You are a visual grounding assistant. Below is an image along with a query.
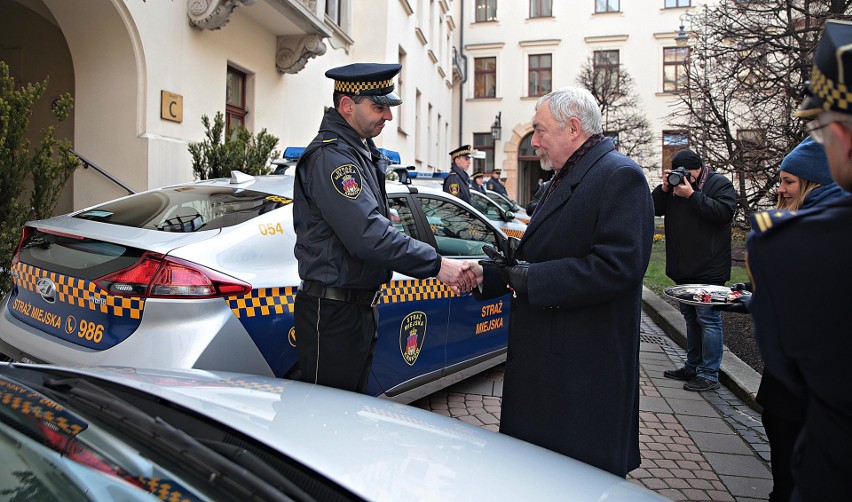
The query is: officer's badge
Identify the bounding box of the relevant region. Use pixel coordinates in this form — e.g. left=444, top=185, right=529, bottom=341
left=399, top=311, right=427, bottom=366
left=449, top=183, right=460, bottom=195
left=331, top=164, right=362, bottom=199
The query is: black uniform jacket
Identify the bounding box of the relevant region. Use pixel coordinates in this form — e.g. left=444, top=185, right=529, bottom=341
left=747, top=198, right=852, bottom=500
left=443, top=165, right=471, bottom=203
left=487, top=177, right=508, bottom=197
left=652, top=171, right=736, bottom=285
left=479, top=137, right=654, bottom=477
left=293, top=108, right=441, bottom=290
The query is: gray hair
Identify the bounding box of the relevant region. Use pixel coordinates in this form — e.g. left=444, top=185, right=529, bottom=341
left=536, top=86, right=603, bottom=135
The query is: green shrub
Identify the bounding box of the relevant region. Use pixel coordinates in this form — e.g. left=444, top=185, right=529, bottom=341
left=188, top=111, right=279, bottom=180
left=0, top=61, right=78, bottom=291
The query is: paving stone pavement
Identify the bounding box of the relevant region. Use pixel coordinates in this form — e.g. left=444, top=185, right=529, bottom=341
left=412, top=311, right=772, bottom=501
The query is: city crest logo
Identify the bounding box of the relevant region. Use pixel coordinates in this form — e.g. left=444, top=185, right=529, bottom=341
left=399, top=311, right=427, bottom=366
left=331, top=164, right=362, bottom=199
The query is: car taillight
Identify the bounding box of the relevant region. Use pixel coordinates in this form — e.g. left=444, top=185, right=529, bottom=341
left=9, top=226, right=34, bottom=267
left=96, top=252, right=251, bottom=298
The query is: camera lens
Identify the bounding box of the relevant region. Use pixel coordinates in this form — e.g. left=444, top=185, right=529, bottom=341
left=667, top=171, right=683, bottom=186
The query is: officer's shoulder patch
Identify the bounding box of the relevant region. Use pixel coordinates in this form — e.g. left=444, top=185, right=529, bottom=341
left=331, top=163, right=362, bottom=199
left=448, top=183, right=460, bottom=195
left=750, top=209, right=804, bottom=236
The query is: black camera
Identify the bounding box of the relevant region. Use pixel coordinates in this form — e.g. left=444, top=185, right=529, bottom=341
left=666, top=167, right=691, bottom=187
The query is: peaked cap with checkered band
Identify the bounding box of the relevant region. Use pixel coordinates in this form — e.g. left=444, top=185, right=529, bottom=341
left=798, top=20, right=852, bottom=118
left=326, top=63, right=402, bottom=107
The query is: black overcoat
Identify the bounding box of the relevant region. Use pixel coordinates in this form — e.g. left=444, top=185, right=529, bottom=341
left=483, top=138, right=654, bottom=477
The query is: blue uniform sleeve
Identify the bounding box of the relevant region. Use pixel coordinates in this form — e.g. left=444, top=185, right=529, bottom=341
left=303, top=148, right=440, bottom=279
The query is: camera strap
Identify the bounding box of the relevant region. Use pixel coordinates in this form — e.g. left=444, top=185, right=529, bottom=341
left=696, top=165, right=709, bottom=191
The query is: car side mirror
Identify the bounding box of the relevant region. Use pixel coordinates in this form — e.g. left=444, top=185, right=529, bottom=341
left=503, top=211, right=515, bottom=222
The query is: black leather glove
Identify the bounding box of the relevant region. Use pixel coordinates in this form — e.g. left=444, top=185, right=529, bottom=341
left=500, top=263, right=529, bottom=295
left=730, top=282, right=752, bottom=292
left=481, top=244, right=511, bottom=268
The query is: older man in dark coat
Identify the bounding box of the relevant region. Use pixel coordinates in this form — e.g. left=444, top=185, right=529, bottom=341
left=475, top=86, right=654, bottom=477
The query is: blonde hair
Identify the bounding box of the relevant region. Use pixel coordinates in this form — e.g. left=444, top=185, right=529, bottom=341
left=776, top=177, right=822, bottom=210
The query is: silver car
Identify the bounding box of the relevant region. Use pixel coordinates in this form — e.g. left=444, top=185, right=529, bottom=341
left=0, top=173, right=514, bottom=403
left=0, top=361, right=666, bottom=501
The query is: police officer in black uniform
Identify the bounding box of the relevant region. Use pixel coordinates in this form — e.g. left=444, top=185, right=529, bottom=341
left=293, top=63, right=473, bottom=394
left=471, top=172, right=487, bottom=194
left=747, top=20, right=852, bottom=500
left=443, top=145, right=472, bottom=203
left=487, top=169, right=509, bottom=198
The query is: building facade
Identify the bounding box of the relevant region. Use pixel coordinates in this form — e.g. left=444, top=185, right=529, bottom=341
left=453, top=0, right=713, bottom=205
left=1, top=0, right=460, bottom=212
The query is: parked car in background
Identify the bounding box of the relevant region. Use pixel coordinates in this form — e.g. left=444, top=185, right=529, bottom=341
left=468, top=190, right=527, bottom=239
left=485, top=189, right=530, bottom=224
left=0, top=172, right=513, bottom=403
left=0, top=362, right=665, bottom=501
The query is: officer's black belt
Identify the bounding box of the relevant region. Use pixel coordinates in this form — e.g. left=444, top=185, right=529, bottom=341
left=299, top=280, right=383, bottom=307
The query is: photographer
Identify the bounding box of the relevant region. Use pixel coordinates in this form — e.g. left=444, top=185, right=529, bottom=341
left=652, top=148, right=736, bottom=392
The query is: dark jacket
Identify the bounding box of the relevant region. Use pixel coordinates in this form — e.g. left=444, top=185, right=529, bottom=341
left=443, top=165, right=471, bottom=203
left=479, top=137, right=654, bottom=477
left=652, top=170, right=736, bottom=285
left=293, top=108, right=440, bottom=289
left=487, top=177, right=508, bottom=197
left=526, top=180, right=550, bottom=215
left=747, top=196, right=852, bottom=500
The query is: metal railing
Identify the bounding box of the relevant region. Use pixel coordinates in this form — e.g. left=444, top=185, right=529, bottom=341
left=71, top=150, right=135, bottom=195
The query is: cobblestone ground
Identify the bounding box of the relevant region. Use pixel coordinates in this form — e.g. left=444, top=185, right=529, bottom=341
left=412, top=312, right=772, bottom=502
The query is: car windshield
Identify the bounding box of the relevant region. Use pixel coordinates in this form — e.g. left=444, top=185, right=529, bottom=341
left=74, top=187, right=291, bottom=233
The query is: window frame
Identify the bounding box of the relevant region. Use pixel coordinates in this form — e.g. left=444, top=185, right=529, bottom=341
left=226, top=67, right=247, bottom=135
left=529, top=0, right=552, bottom=18
left=662, top=46, right=690, bottom=93
left=473, top=132, right=495, bottom=173
left=664, top=0, right=690, bottom=8
left=528, top=53, right=553, bottom=98
left=662, top=131, right=690, bottom=170
left=474, top=0, right=498, bottom=22
left=594, top=0, right=620, bottom=13
left=474, top=56, right=497, bottom=99
left=593, top=49, right=620, bottom=94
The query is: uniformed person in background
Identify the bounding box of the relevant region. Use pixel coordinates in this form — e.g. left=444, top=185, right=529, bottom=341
left=487, top=169, right=509, bottom=197
left=746, top=19, right=852, bottom=499
left=471, top=172, right=487, bottom=194
left=293, top=63, right=475, bottom=393
left=444, top=145, right=473, bottom=203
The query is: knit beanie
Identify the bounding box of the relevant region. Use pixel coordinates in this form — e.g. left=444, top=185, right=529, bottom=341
left=671, top=149, right=703, bottom=170
left=779, top=137, right=833, bottom=186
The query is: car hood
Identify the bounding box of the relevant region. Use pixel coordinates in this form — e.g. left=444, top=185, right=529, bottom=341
left=5, top=363, right=663, bottom=502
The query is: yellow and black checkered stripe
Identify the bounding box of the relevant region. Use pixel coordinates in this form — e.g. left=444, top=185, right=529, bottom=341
left=228, top=286, right=297, bottom=318
left=334, top=78, right=394, bottom=95
left=811, top=65, right=852, bottom=113
left=451, top=147, right=472, bottom=159
left=503, top=229, right=525, bottom=239
left=12, top=262, right=144, bottom=319
left=135, top=476, right=199, bottom=502
left=227, top=279, right=456, bottom=318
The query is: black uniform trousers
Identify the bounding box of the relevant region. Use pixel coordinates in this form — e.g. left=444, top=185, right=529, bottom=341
left=294, top=291, right=378, bottom=393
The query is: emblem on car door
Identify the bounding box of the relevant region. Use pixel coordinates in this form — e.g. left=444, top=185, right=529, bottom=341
left=36, top=277, right=57, bottom=304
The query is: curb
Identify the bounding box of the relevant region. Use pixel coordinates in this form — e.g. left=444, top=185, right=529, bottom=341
left=641, top=286, right=762, bottom=412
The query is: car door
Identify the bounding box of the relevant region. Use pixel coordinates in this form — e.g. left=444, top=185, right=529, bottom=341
left=367, top=194, right=453, bottom=398
left=411, top=195, right=511, bottom=370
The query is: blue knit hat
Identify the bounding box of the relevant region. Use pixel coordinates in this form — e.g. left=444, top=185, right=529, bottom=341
left=779, top=137, right=833, bottom=186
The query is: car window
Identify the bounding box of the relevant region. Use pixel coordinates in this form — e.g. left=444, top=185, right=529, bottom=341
left=470, top=192, right=502, bottom=220
left=487, top=193, right=513, bottom=213
left=388, top=196, right=420, bottom=239
left=418, top=196, right=500, bottom=256
left=74, top=187, right=291, bottom=232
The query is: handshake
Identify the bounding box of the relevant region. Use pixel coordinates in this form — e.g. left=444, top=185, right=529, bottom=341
left=436, top=258, right=484, bottom=294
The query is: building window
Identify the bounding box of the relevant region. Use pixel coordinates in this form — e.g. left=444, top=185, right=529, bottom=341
left=530, top=0, right=552, bottom=17
left=664, top=0, right=690, bottom=7
left=595, top=0, right=620, bottom=13
left=326, top=0, right=340, bottom=24
left=663, top=47, right=689, bottom=92
left=662, top=131, right=689, bottom=169
left=738, top=129, right=767, bottom=166
left=474, top=133, right=495, bottom=173
left=226, top=67, right=247, bottom=135
left=474, top=57, right=497, bottom=98
left=593, top=50, right=620, bottom=94
left=475, top=0, right=497, bottom=22
left=528, top=54, right=552, bottom=97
